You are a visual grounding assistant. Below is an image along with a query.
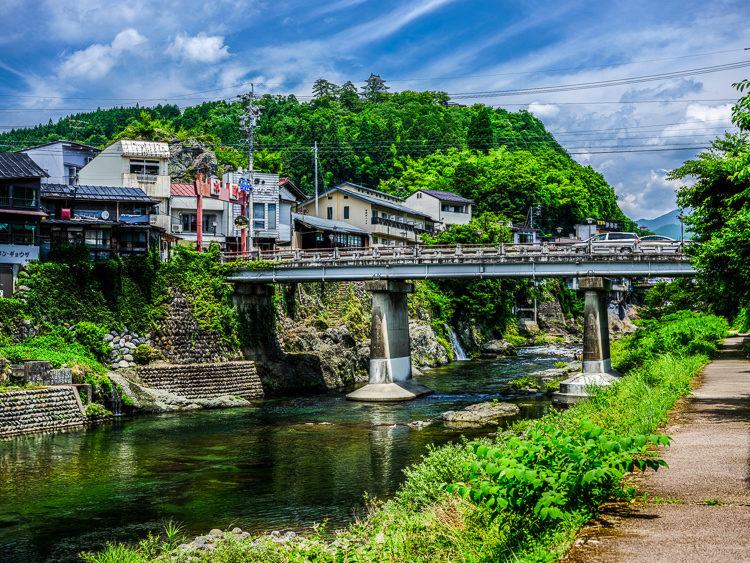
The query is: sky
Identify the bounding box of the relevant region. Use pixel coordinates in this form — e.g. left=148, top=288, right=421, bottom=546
left=0, top=0, right=748, bottom=220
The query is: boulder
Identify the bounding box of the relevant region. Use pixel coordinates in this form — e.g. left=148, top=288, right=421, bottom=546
left=482, top=339, right=516, bottom=356
left=410, top=322, right=450, bottom=367
left=441, top=401, right=520, bottom=423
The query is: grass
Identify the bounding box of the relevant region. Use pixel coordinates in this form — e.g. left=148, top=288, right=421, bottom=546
left=82, top=310, right=727, bottom=563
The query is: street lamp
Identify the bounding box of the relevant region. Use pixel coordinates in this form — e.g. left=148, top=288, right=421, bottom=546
left=678, top=214, right=684, bottom=246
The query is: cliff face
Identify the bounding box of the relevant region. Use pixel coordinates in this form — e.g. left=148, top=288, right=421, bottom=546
left=246, top=282, right=452, bottom=394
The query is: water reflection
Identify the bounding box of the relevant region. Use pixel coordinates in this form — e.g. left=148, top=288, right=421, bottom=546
left=0, top=347, right=574, bottom=563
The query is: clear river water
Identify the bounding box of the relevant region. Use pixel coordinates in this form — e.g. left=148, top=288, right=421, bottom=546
left=0, top=346, right=573, bottom=563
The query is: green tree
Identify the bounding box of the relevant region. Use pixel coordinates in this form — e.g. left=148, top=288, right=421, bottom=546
left=670, top=82, right=750, bottom=315
left=466, top=105, right=494, bottom=153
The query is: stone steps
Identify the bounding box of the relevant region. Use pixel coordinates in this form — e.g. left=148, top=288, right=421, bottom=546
left=136, top=361, right=264, bottom=400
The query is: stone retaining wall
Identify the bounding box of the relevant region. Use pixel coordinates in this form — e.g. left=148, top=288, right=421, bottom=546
left=135, top=362, right=264, bottom=400
left=0, top=387, right=86, bottom=438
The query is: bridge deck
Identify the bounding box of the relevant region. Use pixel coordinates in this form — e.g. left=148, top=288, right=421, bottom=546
left=225, top=243, right=695, bottom=283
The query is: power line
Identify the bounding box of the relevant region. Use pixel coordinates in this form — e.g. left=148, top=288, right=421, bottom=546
left=447, top=60, right=750, bottom=99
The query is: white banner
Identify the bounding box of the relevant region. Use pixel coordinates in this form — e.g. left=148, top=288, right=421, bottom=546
left=0, top=245, right=39, bottom=264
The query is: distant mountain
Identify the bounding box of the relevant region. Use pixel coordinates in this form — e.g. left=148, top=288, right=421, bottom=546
left=634, top=209, right=692, bottom=240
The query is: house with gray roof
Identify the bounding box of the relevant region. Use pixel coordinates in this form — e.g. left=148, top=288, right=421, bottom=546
left=404, top=189, right=474, bottom=230
left=297, top=182, right=435, bottom=246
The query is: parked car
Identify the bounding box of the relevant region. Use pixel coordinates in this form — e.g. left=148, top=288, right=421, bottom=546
left=572, top=232, right=640, bottom=253
left=639, top=234, right=682, bottom=252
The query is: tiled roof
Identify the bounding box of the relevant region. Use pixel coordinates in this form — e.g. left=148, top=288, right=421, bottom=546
left=305, top=185, right=433, bottom=219
left=0, top=152, right=48, bottom=179
left=171, top=183, right=195, bottom=196
left=338, top=181, right=405, bottom=202
left=41, top=184, right=157, bottom=202
left=415, top=190, right=474, bottom=204
left=292, top=213, right=370, bottom=235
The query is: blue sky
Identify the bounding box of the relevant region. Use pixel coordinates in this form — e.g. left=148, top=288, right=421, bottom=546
left=1, top=0, right=749, bottom=219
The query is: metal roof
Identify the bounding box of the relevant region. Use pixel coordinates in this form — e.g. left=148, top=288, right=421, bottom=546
left=19, top=140, right=102, bottom=153
left=0, top=152, right=48, bottom=179
left=171, top=183, right=195, bottom=196
left=338, top=181, right=405, bottom=202
left=119, top=140, right=170, bottom=158
left=305, top=185, right=433, bottom=219
left=41, top=184, right=158, bottom=203
left=292, top=212, right=370, bottom=235
left=414, top=189, right=475, bottom=205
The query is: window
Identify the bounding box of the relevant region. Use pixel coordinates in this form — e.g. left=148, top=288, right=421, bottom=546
left=0, top=223, right=8, bottom=243
left=267, top=204, right=276, bottom=230
left=203, top=214, right=217, bottom=233
left=327, top=207, right=333, bottom=220
left=254, top=203, right=265, bottom=230
left=416, top=193, right=422, bottom=199
left=66, top=166, right=79, bottom=186
left=182, top=214, right=197, bottom=232
left=129, top=159, right=160, bottom=175
left=344, top=195, right=349, bottom=199
left=84, top=229, right=110, bottom=249
left=372, top=210, right=378, bottom=218
left=344, top=206, right=349, bottom=219
left=373, top=237, right=378, bottom=244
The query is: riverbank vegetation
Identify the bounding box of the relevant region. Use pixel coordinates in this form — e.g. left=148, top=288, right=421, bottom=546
left=83, top=310, right=726, bottom=563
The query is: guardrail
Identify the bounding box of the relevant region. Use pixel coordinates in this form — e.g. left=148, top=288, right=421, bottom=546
left=221, top=241, right=691, bottom=267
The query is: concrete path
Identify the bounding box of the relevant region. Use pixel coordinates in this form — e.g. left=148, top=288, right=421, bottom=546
left=564, top=335, right=750, bottom=562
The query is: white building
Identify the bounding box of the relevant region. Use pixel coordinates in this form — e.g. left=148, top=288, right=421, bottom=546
left=20, top=140, right=101, bottom=186
left=404, top=189, right=474, bottom=230
left=78, top=140, right=171, bottom=230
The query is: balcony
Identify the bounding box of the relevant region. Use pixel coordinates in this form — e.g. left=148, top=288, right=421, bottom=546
left=371, top=216, right=433, bottom=236
left=136, top=173, right=157, bottom=184
left=0, top=196, right=37, bottom=209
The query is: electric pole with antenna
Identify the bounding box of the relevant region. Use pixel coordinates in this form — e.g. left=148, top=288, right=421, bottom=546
left=314, top=141, right=319, bottom=217
left=68, top=119, right=89, bottom=142
left=238, top=84, right=262, bottom=250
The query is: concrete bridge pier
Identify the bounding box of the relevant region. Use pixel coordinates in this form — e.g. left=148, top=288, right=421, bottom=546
left=346, top=280, right=433, bottom=402
left=552, top=277, right=622, bottom=404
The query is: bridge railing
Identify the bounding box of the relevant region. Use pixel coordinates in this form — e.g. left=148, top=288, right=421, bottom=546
left=220, top=241, right=689, bottom=266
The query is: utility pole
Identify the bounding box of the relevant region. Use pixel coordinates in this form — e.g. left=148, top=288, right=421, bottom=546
left=314, top=141, right=319, bottom=217
left=239, top=84, right=262, bottom=250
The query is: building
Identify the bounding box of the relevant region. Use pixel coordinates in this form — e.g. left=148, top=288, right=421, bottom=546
left=39, top=184, right=164, bottom=260
left=20, top=140, right=101, bottom=185
left=78, top=140, right=171, bottom=231
left=296, top=182, right=434, bottom=246
left=0, top=152, right=48, bottom=295
left=219, top=171, right=307, bottom=250
left=404, top=189, right=474, bottom=229
left=292, top=212, right=370, bottom=249
left=361, top=74, right=390, bottom=99
left=170, top=182, right=233, bottom=249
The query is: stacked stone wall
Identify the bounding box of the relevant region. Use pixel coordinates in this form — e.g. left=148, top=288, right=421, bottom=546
left=152, top=288, right=240, bottom=364
left=135, top=362, right=264, bottom=400
left=0, top=387, right=85, bottom=438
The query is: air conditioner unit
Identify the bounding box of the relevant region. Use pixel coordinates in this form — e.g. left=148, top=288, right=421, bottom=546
left=172, top=224, right=183, bottom=233
left=149, top=216, right=158, bottom=226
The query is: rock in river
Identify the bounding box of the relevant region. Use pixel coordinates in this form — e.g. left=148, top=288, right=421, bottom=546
left=441, top=401, right=520, bottom=424
left=482, top=339, right=516, bottom=356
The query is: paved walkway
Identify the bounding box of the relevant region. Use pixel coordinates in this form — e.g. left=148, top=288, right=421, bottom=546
left=565, top=335, right=750, bottom=562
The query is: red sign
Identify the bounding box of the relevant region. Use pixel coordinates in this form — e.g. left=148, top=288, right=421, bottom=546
left=211, top=179, right=221, bottom=196
left=230, top=184, right=238, bottom=200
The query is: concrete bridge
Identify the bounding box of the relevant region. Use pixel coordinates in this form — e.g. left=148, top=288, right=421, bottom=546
left=227, top=243, right=695, bottom=402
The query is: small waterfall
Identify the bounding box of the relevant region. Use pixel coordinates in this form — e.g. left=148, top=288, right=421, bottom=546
left=445, top=325, right=469, bottom=361
left=110, top=383, right=123, bottom=417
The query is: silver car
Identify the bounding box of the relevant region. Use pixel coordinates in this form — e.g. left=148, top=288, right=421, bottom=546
left=639, top=235, right=683, bottom=253
left=572, top=232, right=640, bottom=253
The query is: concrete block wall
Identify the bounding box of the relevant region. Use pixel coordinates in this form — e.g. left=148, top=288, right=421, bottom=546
left=135, top=361, right=264, bottom=400
left=0, top=387, right=86, bottom=438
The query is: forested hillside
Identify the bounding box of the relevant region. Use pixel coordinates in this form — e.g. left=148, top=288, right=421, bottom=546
left=0, top=86, right=638, bottom=233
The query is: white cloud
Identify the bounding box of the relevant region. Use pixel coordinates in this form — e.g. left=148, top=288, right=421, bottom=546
left=527, top=102, right=560, bottom=119
left=167, top=33, right=231, bottom=64
left=58, top=28, right=147, bottom=81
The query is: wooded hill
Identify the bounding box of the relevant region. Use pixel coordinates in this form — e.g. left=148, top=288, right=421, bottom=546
left=0, top=88, right=638, bottom=233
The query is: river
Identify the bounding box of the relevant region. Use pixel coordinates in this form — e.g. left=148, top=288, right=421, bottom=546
left=0, top=346, right=573, bottom=563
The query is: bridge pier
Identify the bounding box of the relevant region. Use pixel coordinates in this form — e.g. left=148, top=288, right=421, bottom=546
left=346, top=280, right=433, bottom=402
left=552, top=277, right=622, bottom=404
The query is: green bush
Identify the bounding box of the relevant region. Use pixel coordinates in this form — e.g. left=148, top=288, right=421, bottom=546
left=448, top=421, right=668, bottom=522
left=133, top=345, right=152, bottom=365
left=509, top=376, right=542, bottom=390
left=75, top=321, right=108, bottom=360
left=0, top=326, right=105, bottom=374
left=85, top=403, right=111, bottom=417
